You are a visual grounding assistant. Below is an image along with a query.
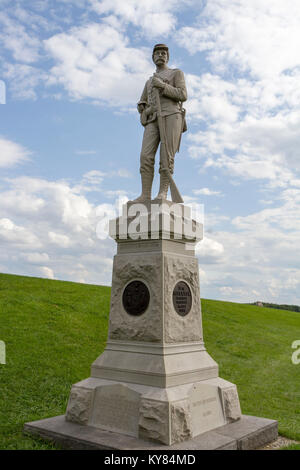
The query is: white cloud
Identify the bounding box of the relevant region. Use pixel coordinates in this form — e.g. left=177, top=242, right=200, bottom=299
left=0, top=173, right=119, bottom=285
left=73, top=170, right=106, bottom=193
left=199, top=190, right=300, bottom=303
left=175, top=2, right=300, bottom=190
left=40, top=266, right=54, bottom=279
left=196, top=236, right=224, bottom=263
left=232, top=191, right=300, bottom=232
left=2, top=63, right=47, bottom=100
left=0, top=218, right=40, bottom=246
left=186, top=72, right=300, bottom=184
left=0, top=11, right=41, bottom=63
left=82, top=170, right=105, bottom=184
left=186, top=73, right=239, bottom=123
left=21, top=252, right=50, bottom=264
left=0, top=189, right=44, bottom=214
left=104, top=190, right=129, bottom=200
left=188, top=107, right=300, bottom=186
left=44, top=22, right=153, bottom=107
left=89, top=0, right=190, bottom=38
left=177, top=0, right=300, bottom=79
left=114, top=169, right=132, bottom=178
left=5, top=176, right=94, bottom=231
left=48, top=231, right=71, bottom=248
left=0, top=137, right=30, bottom=167
left=193, top=188, right=222, bottom=196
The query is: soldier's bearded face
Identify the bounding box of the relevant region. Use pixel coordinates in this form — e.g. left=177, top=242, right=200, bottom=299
left=153, top=50, right=168, bottom=65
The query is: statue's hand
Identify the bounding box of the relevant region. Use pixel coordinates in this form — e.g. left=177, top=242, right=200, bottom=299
left=152, top=76, right=165, bottom=89
left=145, top=105, right=154, bottom=116
left=137, top=103, right=145, bottom=113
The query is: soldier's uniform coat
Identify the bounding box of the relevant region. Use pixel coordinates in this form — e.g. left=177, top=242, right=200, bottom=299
left=138, top=68, right=187, bottom=176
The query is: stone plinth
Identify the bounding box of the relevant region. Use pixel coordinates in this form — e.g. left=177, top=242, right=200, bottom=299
left=24, top=414, right=278, bottom=450
left=64, top=202, right=242, bottom=445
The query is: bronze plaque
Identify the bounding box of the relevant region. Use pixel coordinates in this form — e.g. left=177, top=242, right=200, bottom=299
left=173, top=281, right=192, bottom=316
left=122, top=281, right=150, bottom=316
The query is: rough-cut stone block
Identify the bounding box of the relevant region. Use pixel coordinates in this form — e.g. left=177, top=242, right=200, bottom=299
left=65, top=387, right=94, bottom=425
left=171, top=400, right=192, bottom=444
left=222, top=386, right=242, bottom=422
left=139, top=399, right=169, bottom=445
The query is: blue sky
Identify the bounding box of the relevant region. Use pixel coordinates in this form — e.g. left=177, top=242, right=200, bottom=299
left=1, top=0, right=300, bottom=304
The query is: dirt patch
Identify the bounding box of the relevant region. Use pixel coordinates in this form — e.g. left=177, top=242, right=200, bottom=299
left=258, top=436, right=300, bottom=450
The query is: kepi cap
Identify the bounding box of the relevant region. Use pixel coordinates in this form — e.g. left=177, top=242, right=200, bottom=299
left=153, top=44, right=169, bottom=53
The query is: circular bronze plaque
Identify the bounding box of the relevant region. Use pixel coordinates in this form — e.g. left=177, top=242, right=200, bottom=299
left=173, top=281, right=192, bottom=316
left=122, top=280, right=150, bottom=316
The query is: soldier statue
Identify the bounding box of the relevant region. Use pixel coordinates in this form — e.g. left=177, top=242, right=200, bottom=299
left=133, top=44, right=187, bottom=203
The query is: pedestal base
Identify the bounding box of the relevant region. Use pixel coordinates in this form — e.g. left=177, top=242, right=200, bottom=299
left=24, top=414, right=278, bottom=450
left=65, top=376, right=241, bottom=445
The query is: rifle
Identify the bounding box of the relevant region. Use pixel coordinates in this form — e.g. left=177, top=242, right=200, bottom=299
left=153, top=83, right=184, bottom=204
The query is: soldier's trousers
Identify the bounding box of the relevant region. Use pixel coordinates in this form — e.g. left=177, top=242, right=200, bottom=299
left=140, top=113, right=183, bottom=176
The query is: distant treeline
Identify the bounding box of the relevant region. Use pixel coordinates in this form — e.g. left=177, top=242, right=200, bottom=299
left=252, top=301, right=300, bottom=313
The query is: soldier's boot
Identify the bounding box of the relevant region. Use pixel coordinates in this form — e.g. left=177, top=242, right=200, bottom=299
left=155, top=171, right=169, bottom=200
left=132, top=172, right=153, bottom=202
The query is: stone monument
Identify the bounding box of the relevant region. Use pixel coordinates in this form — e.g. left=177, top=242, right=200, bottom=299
left=24, top=44, right=278, bottom=450
left=64, top=200, right=243, bottom=445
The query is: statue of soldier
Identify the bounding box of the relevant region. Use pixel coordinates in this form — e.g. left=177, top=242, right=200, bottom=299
left=133, top=44, right=187, bottom=202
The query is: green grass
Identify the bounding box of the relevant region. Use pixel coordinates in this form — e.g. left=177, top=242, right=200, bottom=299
left=202, top=299, right=300, bottom=442
left=0, top=273, right=110, bottom=449
left=0, top=272, right=299, bottom=449
left=281, top=444, right=300, bottom=450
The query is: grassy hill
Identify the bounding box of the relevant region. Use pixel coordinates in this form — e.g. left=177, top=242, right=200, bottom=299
left=0, top=272, right=299, bottom=450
